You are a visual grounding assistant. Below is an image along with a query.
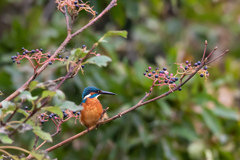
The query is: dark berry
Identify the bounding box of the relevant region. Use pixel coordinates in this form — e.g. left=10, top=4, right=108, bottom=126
left=75, top=5, right=79, bottom=9
left=171, top=78, right=175, bottom=82
left=77, top=112, right=80, bottom=115
left=178, top=87, right=182, bottom=91
left=48, top=54, right=51, bottom=58
left=143, top=73, right=146, bottom=75
left=41, top=120, right=44, bottom=124
left=63, top=113, right=68, bottom=118
left=41, top=114, right=44, bottom=117
left=204, top=66, right=207, bottom=70
left=48, top=61, right=53, bottom=65
left=22, top=47, right=25, bottom=50
left=78, top=0, right=81, bottom=3
left=164, top=80, right=168, bottom=83
left=53, top=113, right=57, bottom=116
left=148, top=73, right=152, bottom=77
left=24, top=106, right=28, bottom=110
left=16, top=52, right=19, bottom=55
left=200, top=74, right=204, bottom=77
left=62, top=110, right=65, bottom=113
left=166, top=75, right=170, bottom=79
left=152, top=71, right=156, bottom=74
left=206, top=71, right=209, bottom=74
left=185, top=66, right=188, bottom=70
left=49, top=114, right=53, bottom=118
left=74, top=1, right=78, bottom=4
left=73, top=111, right=76, bottom=114
left=81, top=65, right=84, bottom=68
left=163, top=67, right=167, bottom=71
left=155, top=75, right=159, bottom=78
left=12, top=60, right=16, bottom=63
left=59, top=55, right=62, bottom=58
left=159, top=71, right=164, bottom=74
left=146, top=69, right=148, bottom=72
left=156, top=67, right=159, bottom=70
left=197, top=61, right=201, bottom=65
left=194, top=63, right=198, bottom=67
left=185, top=60, right=189, bottom=64
left=95, top=11, right=98, bottom=15
left=82, top=45, right=86, bottom=48
left=23, top=52, right=26, bottom=55
left=32, top=50, right=35, bottom=53
left=11, top=56, right=15, bottom=59
left=65, top=56, right=69, bottom=59
left=78, top=59, right=81, bottom=62
left=175, top=77, right=178, bottom=81
left=17, top=61, right=20, bottom=64
left=169, top=80, right=173, bottom=84
left=25, top=50, right=28, bottom=54
left=40, top=48, right=43, bottom=52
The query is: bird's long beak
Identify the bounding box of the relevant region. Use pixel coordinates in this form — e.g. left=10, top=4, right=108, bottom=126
left=100, top=90, right=116, bottom=95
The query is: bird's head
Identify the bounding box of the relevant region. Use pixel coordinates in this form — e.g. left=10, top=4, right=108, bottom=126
left=82, top=86, right=116, bottom=100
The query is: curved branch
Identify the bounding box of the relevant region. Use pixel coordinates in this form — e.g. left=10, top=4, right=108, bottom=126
left=0, top=0, right=117, bottom=108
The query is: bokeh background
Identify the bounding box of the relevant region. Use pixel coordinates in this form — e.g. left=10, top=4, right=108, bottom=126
left=0, top=0, right=240, bottom=159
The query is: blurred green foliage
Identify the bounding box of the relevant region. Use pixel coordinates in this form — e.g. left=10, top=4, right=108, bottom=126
left=0, top=0, right=240, bottom=159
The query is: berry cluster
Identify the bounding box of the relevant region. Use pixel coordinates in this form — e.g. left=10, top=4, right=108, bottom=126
left=143, top=66, right=181, bottom=91
left=55, top=0, right=97, bottom=21
left=38, top=109, right=81, bottom=125
left=11, top=47, right=85, bottom=73
left=176, top=60, right=209, bottom=79
left=143, top=61, right=209, bottom=91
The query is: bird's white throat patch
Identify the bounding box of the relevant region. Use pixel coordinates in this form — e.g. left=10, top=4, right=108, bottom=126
left=83, top=93, right=100, bottom=100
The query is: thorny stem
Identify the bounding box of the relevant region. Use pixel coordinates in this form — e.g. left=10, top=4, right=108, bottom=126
left=0, top=0, right=117, bottom=108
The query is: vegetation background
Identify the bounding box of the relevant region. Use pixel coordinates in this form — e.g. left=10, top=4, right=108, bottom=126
left=0, top=0, right=240, bottom=159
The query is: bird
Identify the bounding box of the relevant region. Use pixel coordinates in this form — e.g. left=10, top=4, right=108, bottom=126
left=80, top=86, right=116, bottom=130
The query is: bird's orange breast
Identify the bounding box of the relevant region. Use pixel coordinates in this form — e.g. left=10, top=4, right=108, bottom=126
left=80, top=98, right=103, bottom=127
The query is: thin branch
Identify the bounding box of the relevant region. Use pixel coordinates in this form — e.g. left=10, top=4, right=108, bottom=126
left=71, top=0, right=117, bottom=38
left=205, top=49, right=229, bottom=65
left=0, top=0, right=117, bottom=108
left=41, top=62, right=205, bottom=153
left=201, top=40, right=207, bottom=62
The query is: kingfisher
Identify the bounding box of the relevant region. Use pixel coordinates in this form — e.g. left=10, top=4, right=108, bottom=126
left=80, top=86, right=116, bottom=129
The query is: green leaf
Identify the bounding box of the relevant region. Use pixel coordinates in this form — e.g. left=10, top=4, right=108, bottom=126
left=1, top=101, right=17, bottom=118
left=30, top=150, right=49, bottom=160
left=29, top=81, right=39, bottom=92
left=43, top=106, right=63, bottom=118
left=32, top=127, right=52, bottom=142
left=202, top=107, right=223, bottom=136
left=98, top=30, right=128, bottom=43
left=86, top=55, right=112, bottom=67
left=0, top=133, right=13, bottom=144
left=55, top=90, right=66, bottom=101
left=70, top=48, right=88, bottom=60
left=41, top=90, right=56, bottom=99
left=26, top=120, right=52, bottom=142
left=18, top=91, right=38, bottom=102
left=1, top=101, right=16, bottom=109
left=59, top=101, right=82, bottom=111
